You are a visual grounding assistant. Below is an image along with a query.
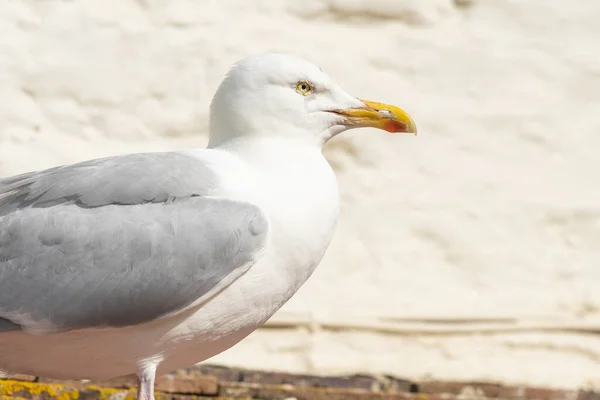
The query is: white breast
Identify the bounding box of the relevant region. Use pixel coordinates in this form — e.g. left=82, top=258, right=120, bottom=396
left=157, top=141, right=340, bottom=372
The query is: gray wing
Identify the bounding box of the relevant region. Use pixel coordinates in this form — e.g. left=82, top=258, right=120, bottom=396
left=0, top=152, right=270, bottom=334
left=0, top=152, right=220, bottom=214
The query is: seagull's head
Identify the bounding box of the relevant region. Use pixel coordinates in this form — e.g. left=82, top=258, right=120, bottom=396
left=208, top=53, right=417, bottom=147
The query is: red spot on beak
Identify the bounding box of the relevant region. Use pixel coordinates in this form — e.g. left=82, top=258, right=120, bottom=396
left=384, top=120, right=406, bottom=133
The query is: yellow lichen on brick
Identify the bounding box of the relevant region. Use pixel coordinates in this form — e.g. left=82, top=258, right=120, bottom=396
left=56, top=389, right=80, bottom=400
left=0, top=380, right=80, bottom=400
left=0, top=380, right=64, bottom=397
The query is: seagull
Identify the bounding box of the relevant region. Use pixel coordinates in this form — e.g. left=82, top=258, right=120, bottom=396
left=0, top=53, right=417, bottom=400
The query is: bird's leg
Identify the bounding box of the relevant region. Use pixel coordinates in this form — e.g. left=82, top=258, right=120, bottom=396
left=136, top=363, right=158, bottom=400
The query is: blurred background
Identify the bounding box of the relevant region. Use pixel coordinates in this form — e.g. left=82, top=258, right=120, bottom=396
left=1, top=0, right=599, bottom=389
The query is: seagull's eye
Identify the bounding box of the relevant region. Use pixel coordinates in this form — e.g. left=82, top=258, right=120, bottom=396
left=295, top=80, right=314, bottom=95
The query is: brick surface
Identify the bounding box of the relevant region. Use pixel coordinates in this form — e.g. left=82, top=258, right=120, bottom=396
left=418, top=381, right=582, bottom=399
left=192, top=365, right=409, bottom=392
left=1, top=365, right=597, bottom=400
left=155, top=374, right=218, bottom=395
left=218, top=381, right=446, bottom=400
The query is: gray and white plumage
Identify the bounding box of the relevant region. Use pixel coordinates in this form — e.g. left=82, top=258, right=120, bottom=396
left=0, top=153, right=267, bottom=333
left=0, top=53, right=416, bottom=400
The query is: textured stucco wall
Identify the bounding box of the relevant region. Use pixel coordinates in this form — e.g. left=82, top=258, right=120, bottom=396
left=1, top=0, right=600, bottom=388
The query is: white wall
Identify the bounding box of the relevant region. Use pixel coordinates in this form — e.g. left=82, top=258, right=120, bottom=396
left=1, top=0, right=600, bottom=388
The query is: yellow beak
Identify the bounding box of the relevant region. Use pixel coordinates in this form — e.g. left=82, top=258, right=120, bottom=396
left=332, top=99, right=417, bottom=135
